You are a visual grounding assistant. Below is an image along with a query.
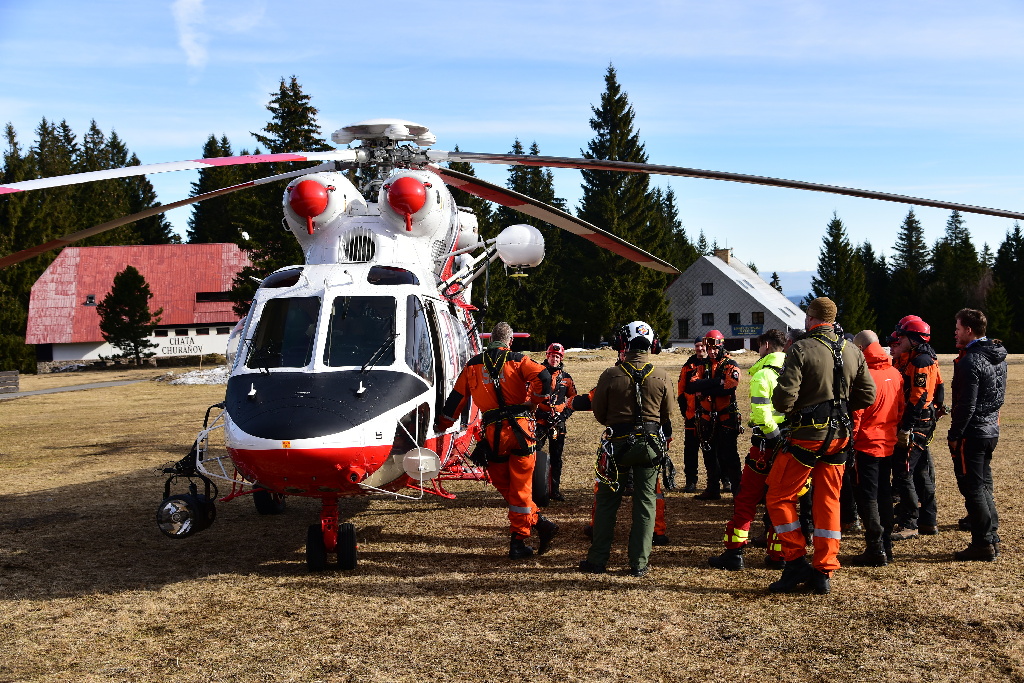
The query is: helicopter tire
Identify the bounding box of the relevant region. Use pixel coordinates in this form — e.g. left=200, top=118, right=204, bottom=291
left=306, top=524, right=328, bottom=572
left=252, top=489, right=286, bottom=515
left=337, top=522, right=358, bottom=570
left=533, top=448, right=552, bottom=508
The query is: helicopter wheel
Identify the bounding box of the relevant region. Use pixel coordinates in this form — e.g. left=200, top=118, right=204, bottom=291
left=337, top=523, right=358, bottom=570
left=306, top=524, right=328, bottom=572
left=533, top=448, right=552, bottom=508
left=253, top=489, right=286, bottom=515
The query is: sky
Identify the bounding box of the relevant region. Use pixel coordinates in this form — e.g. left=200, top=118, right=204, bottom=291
left=2, top=0, right=1023, bottom=296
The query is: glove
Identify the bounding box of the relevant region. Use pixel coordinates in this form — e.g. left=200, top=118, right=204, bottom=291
left=897, top=430, right=911, bottom=447
left=935, top=404, right=949, bottom=419
left=948, top=438, right=962, bottom=455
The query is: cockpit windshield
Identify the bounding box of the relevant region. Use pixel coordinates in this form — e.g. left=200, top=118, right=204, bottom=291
left=245, top=296, right=321, bottom=369
left=324, top=296, right=397, bottom=368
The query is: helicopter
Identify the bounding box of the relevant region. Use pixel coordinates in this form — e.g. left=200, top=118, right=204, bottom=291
left=3, top=118, right=1022, bottom=571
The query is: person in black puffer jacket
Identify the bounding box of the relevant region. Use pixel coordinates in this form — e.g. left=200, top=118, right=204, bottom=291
left=948, top=308, right=1008, bottom=562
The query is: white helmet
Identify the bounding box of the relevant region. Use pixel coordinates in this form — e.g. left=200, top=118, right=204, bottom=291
left=616, top=320, right=659, bottom=353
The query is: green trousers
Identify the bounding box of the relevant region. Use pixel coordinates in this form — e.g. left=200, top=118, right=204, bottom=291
left=587, top=447, right=659, bottom=571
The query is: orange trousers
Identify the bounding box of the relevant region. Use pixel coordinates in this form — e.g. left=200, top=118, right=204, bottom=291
left=766, top=438, right=847, bottom=573
left=484, top=420, right=539, bottom=538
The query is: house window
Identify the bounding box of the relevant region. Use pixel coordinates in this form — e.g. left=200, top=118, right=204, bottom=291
left=216, top=327, right=231, bottom=335
left=175, top=329, right=189, bottom=336
left=154, top=329, right=168, bottom=337
left=196, top=328, right=210, bottom=335
left=195, top=292, right=233, bottom=302
left=729, top=312, right=741, bottom=325
left=677, top=318, right=689, bottom=339
left=702, top=313, right=714, bottom=326
left=751, top=312, right=765, bottom=325
left=701, top=282, right=714, bottom=296
left=84, top=294, right=96, bottom=306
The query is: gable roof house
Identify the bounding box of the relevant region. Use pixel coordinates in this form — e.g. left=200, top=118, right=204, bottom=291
left=26, top=243, right=251, bottom=365
left=665, top=249, right=804, bottom=350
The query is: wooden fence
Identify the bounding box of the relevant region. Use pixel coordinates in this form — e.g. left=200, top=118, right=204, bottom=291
left=0, top=370, right=19, bottom=394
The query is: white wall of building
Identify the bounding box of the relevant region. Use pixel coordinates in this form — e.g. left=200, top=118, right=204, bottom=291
left=50, top=326, right=235, bottom=361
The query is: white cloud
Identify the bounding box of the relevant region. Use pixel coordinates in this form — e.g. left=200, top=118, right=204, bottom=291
left=172, top=0, right=207, bottom=69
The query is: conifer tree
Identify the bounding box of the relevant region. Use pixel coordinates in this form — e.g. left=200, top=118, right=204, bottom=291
left=188, top=134, right=242, bottom=243
left=0, top=124, right=37, bottom=371
left=769, top=272, right=784, bottom=293
left=805, top=213, right=874, bottom=331
left=96, top=265, right=163, bottom=364
left=651, top=187, right=698, bottom=276
left=445, top=146, right=497, bottom=331
left=856, top=241, right=890, bottom=328
left=570, top=64, right=671, bottom=344
left=695, top=230, right=710, bottom=256
left=232, top=77, right=331, bottom=316
left=925, top=211, right=982, bottom=352
left=993, top=222, right=1024, bottom=349
left=888, top=209, right=930, bottom=320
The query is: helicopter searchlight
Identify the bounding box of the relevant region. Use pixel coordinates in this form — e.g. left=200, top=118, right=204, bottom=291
left=495, top=223, right=545, bottom=275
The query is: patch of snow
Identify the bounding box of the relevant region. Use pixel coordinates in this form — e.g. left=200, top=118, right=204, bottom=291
left=167, top=366, right=231, bottom=385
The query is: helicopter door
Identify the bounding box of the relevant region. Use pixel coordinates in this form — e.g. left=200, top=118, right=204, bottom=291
left=424, top=301, right=449, bottom=422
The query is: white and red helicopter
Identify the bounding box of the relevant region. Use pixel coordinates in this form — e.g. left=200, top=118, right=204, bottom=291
left=2, top=118, right=1021, bottom=571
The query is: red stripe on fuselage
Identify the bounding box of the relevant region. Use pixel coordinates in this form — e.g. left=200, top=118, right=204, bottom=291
left=229, top=444, right=393, bottom=496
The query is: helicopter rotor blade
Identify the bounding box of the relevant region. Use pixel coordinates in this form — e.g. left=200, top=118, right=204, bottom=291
left=435, top=151, right=1024, bottom=221
left=0, top=163, right=342, bottom=270
left=0, top=151, right=360, bottom=195
left=431, top=165, right=679, bottom=274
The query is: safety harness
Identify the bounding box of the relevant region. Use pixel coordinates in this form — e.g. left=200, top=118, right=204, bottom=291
left=790, top=330, right=851, bottom=467
left=595, top=361, right=668, bottom=491
left=477, top=348, right=535, bottom=465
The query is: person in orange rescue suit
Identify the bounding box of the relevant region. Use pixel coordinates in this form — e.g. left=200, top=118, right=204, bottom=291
left=435, top=322, right=556, bottom=560
left=766, top=297, right=876, bottom=595
left=847, top=330, right=905, bottom=567
left=576, top=321, right=673, bottom=577
left=707, top=329, right=788, bottom=571
left=677, top=337, right=708, bottom=493
left=535, top=343, right=577, bottom=502
left=887, top=315, right=944, bottom=541
left=683, top=329, right=742, bottom=500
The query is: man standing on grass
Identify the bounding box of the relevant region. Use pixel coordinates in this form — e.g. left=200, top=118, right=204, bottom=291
left=948, top=308, right=1007, bottom=562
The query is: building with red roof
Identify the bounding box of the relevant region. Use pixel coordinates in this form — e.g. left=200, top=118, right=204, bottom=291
left=27, top=243, right=251, bottom=363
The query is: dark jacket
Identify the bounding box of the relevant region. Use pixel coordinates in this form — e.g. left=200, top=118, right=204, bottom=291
left=948, top=339, right=1007, bottom=441
left=592, top=351, right=674, bottom=438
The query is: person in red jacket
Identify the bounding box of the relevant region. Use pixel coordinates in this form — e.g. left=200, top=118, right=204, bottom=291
left=676, top=338, right=708, bottom=493
left=536, top=343, right=577, bottom=502
left=436, top=322, right=556, bottom=560
left=848, top=330, right=905, bottom=566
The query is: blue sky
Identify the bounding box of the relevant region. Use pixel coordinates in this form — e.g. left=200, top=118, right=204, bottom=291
left=2, top=1, right=1022, bottom=296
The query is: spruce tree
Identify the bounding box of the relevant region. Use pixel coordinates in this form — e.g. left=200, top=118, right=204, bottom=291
left=96, top=265, right=163, bottom=364
left=888, top=209, right=930, bottom=320
left=925, top=210, right=982, bottom=352
left=188, top=134, right=242, bottom=243
left=0, top=124, right=37, bottom=372
left=231, top=77, right=331, bottom=316
left=769, top=272, right=784, bottom=293
left=657, top=187, right=698, bottom=273
left=857, top=241, right=891, bottom=329
left=993, top=222, right=1024, bottom=349
left=696, top=230, right=710, bottom=256
left=570, top=64, right=670, bottom=344
left=805, top=213, right=874, bottom=331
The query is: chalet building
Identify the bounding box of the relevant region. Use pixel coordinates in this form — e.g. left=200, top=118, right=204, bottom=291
left=665, top=249, right=804, bottom=350
left=26, top=243, right=251, bottom=364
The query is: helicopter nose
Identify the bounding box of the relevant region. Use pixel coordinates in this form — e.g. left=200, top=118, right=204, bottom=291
left=289, top=179, right=331, bottom=234
left=386, top=176, right=427, bottom=231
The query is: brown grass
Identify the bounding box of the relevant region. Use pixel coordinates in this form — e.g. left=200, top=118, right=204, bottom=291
left=1, top=352, right=1023, bottom=682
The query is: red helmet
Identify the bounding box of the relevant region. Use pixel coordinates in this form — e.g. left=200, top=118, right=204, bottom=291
left=546, top=343, right=565, bottom=357
left=703, top=329, right=725, bottom=348
left=899, top=318, right=931, bottom=342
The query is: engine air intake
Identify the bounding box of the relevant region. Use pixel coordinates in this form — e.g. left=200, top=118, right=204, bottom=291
left=342, top=227, right=376, bottom=263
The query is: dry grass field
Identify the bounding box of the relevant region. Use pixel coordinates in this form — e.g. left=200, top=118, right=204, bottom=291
left=2, top=351, right=1023, bottom=682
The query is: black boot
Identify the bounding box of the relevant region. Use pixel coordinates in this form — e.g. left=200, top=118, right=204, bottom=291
left=651, top=533, right=670, bottom=546
left=953, top=542, right=997, bottom=562
left=768, top=556, right=812, bottom=593
left=509, top=535, right=535, bottom=559
left=694, top=489, right=721, bottom=501
left=682, top=480, right=697, bottom=494
left=535, top=515, right=559, bottom=555
left=849, top=545, right=888, bottom=567
left=708, top=548, right=745, bottom=571
left=808, top=568, right=831, bottom=595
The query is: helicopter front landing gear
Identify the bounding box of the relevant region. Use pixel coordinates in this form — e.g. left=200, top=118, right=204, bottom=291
left=306, top=498, right=358, bottom=572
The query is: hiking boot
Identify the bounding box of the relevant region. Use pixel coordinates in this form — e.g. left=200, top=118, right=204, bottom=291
left=549, top=490, right=566, bottom=502
left=582, top=524, right=593, bottom=539
left=708, top=548, right=745, bottom=571
left=682, top=481, right=698, bottom=494
left=808, top=568, right=831, bottom=595
left=536, top=515, right=559, bottom=555
left=694, top=489, right=722, bottom=501
left=953, top=543, right=997, bottom=562
left=764, top=556, right=786, bottom=570
left=509, top=536, right=535, bottom=559
left=958, top=516, right=972, bottom=532
left=849, top=549, right=888, bottom=567
left=721, top=480, right=732, bottom=494
left=577, top=559, right=606, bottom=574
left=891, top=526, right=919, bottom=541
left=841, top=519, right=863, bottom=533
left=919, top=524, right=938, bottom=535
left=628, top=564, right=650, bottom=577
left=651, top=533, right=670, bottom=546
left=768, top=556, right=812, bottom=593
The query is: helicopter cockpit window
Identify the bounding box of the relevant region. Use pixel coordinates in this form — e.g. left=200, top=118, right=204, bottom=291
left=324, top=296, right=397, bottom=368
left=259, top=268, right=303, bottom=289
left=368, top=266, right=420, bottom=286
left=245, top=296, right=321, bottom=369
left=405, top=295, right=433, bottom=383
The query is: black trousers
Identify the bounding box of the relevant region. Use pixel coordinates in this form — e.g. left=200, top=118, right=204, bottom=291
left=893, top=443, right=937, bottom=528
left=852, top=451, right=894, bottom=554
left=699, top=424, right=741, bottom=494
left=683, top=421, right=700, bottom=484
left=952, top=437, right=1000, bottom=546
left=549, top=431, right=565, bottom=491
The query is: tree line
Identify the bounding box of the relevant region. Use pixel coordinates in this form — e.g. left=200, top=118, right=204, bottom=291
left=3, top=68, right=1018, bottom=371
left=806, top=210, right=1022, bottom=352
